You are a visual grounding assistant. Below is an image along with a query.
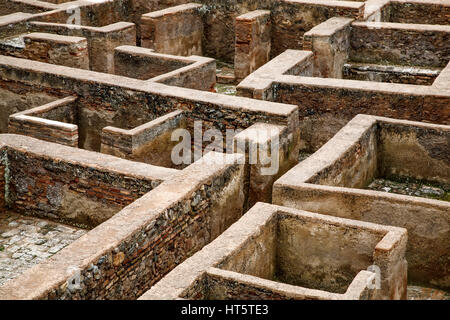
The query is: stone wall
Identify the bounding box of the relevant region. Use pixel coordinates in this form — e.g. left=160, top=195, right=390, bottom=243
left=234, top=10, right=271, bottom=81
left=29, top=21, right=136, bottom=73
left=101, top=110, right=187, bottom=168
left=142, top=202, right=408, bottom=300
left=0, top=55, right=298, bottom=153
left=0, top=33, right=89, bottom=70
left=378, top=119, right=450, bottom=184
left=0, top=151, right=245, bottom=300
left=342, top=62, right=440, bottom=85
left=383, top=0, right=450, bottom=26
left=350, top=21, right=450, bottom=68
left=187, top=267, right=375, bottom=300
left=273, top=115, right=450, bottom=290
left=303, top=17, right=353, bottom=78
left=0, top=82, right=62, bottom=134
left=234, top=122, right=300, bottom=209
left=114, top=45, right=192, bottom=79
left=8, top=96, right=79, bottom=147
left=237, top=49, right=314, bottom=100
left=271, top=0, right=364, bottom=58
left=237, top=49, right=449, bottom=152
left=1, top=134, right=176, bottom=229
left=114, top=45, right=216, bottom=91
left=0, top=0, right=56, bottom=15
left=141, top=3, right=203, bottom=56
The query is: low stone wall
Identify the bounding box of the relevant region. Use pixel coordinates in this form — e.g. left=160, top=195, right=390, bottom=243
left=237, top=49, right=314, bottom=100
left=0, top=55, right=298, bottom=153
left=8, top=96, right=79, bottom=147
left=0, top=12, right=32, bottom=38
left=0, top=0, right=57, bottom=15
left=29, top=21, right=136, bottom=73
left=0, top=32, right=89, bottom=69
left=141, top=202, right=408, bottom=300
left=234, top=10, right=271, bottom=81
left=271, top=0, right=364, bottom=58
left=0, top=151, right=245, bottom=300
left=273, top=115, right=450, bottom=290
left=350, top=21, right=450, bottom=68
left=342, top=62, right=440, bottom=85
left=383, top=0, right=450, bottom=25
left=114, top=45, right=192, bottom=79
left=237, top=49, right=450, bottom=151
left=141, top=3, right=203, bottom=56
left=303, top=17, right=353, bottom=78
left=114, top=45, right=216, bottom=91
left=0, top=134, right=177, bottom=229
left=101, top=110, right=186, bottom=168
left=234, top=122, right=300, bottom=209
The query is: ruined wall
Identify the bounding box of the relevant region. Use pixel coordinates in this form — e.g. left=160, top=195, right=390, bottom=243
left=0, top=83, right=62, bottom=134
left=342, top=62, right=440, bottom=85
left=141, top=3, right=203, bottom=56
left=0, top=55, right=297, bottom=153
left=0, top=0, right=56, bottom=15
left=0, top=33, right=89, bottom=69
left=8, top=96, right=79, bottom=147
left=276, top=213, right=384, bottom=294
left=384, top=0, right=450, bottom=25
left=303, top=17, right=352, bottom=78
left=143, top=203, right=407, bottom=300
left=5, top=140, right=174, bottom=229
left=273, top=77, right=449, bottom=152
left=114, top=45, right=192, bottom=79
left=0, top=152, right=245, bottom=300
left=234, top=122, right=300, bottom=208
left=306, top=116, right=379, bottom=189
left=234, top=10, right=271, bottom=81
left=350, top=22, right=450, bottom=68
left=218, top=216, right=277, bottom=281
left=378, top=120, right=450, bottom=184
left=30, top=21, right=136, bottom=73
left=273, top=116, right=450, bottom=290
left=271, top=0, right=364, bottom=58
left=101, top=110, right=187, bottom=168
left=150, top=55, right=216, bottom=91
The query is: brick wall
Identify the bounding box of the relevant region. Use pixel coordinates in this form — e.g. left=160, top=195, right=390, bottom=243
left=386, top=0, right=450, bottom=25
left=141, top=3, right=203, bottom=56
left=8, top=96, right=79, bottom=147
left=1, top=135, right=176, bottom=229
left=29, top=21, right=136, bottom=73
left=271, top=0, right=364, bottom=57
left=101, top=110, right=187, bottom=168
left=303, top=17, right=353, bottom=78
left=350, top=21, right=450, bottom=68
left=234, top=10, right=271, bottom=81
left=0, top=55, right=298, bottom=153
left=0, top=151, right=245, bottom=300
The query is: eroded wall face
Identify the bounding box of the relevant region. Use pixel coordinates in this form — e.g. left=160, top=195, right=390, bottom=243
left=378, top=122, right=450, bottom=184
left=384, top=1, right=450, bottom=25
left=217, top=217, right=277, bottom=281
left=276, top=215, right=383, bottom=294
left=0, top=86, right=61, bottom=134
left=6, top=149, right=157, bottom=228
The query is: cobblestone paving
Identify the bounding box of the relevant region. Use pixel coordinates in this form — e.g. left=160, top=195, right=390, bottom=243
left=408, top=286, right=450, bottom=300
left=367, top=177, right=449, bottom=201
left=0, top=210, right=87, bottom=286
